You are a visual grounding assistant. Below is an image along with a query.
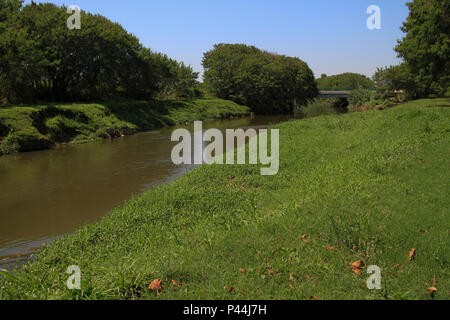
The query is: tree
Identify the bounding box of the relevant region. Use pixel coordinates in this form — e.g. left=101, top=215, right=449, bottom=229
left=372, top=63, right=417, bottom=99
left=395, top=0, right=450, bottom=97
left=202, top=44, right=317, bottom=114
left=0, top=2, right=198, bottom=103
left=316, top=73, right=375, bottom=91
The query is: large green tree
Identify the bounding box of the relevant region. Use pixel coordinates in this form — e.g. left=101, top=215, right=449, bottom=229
left=395, top=0, right=449, bottom=97
left=202, top=44, right=317, bottom=114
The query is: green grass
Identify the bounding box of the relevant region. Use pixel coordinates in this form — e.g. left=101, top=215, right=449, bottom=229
left=0, top=98, right=250, bottom=155
left=0, top=98, right=449, bottom=300
left=297, top=98, right=345, bottom=118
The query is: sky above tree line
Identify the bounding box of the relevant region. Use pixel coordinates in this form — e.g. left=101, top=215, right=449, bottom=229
left=29, top=0, right=410, bottom=80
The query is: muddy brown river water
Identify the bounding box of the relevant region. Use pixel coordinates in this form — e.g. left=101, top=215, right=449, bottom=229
left=0, top=115, right=291, bottom=269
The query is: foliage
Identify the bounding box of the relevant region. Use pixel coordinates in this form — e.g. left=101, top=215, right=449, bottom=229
left=395, top=0, right=450, bottom=97
left=202, top=44, right=318, bottom=114
left=348, top=89, right=377, bottom=107
left=372, top=63, right=418, bottom=100
left=1, top=99, right=449, bottom=300
left=0, top=1, right=198, bottom=103
left=316, top=73, right=375, bottom=90
left=347, top=89, right=396, bottom=112
left=297, top=98, right=348, bottom=118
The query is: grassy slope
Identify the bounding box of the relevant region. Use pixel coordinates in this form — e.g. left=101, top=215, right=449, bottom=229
left=0, top=98, right=449, bottom=300
left=0, top=98, right=250, bottom=155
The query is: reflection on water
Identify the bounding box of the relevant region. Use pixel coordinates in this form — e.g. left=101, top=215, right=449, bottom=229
left=0, top=115, right=291, bottom=269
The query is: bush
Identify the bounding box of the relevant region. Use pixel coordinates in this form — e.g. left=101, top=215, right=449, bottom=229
left=297, top=98, right=347, bottom=118
left=0, top=132, right=19, bottom=155
left=348, top=89, right=377, bottom=107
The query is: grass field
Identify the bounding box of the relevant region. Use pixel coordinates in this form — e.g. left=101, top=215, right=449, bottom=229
left=0, top=98, right=250, bottom=155
left=0, top=98, right=448, bottom=300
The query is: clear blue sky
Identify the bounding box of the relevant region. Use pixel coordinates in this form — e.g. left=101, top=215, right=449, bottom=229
left=30, top=0, right=410, bottom=80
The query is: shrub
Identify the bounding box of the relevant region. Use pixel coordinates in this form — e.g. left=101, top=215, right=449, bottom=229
left=348, top=89, right=377, bottom=107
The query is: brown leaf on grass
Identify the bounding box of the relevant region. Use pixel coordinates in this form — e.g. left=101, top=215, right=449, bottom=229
left=300, top=234, right=308, bottom=240
left=420, top=159, right=427, bottom=163
left=289, top=273, right=295, bottom=281
left=171, top=279, right=182, bottom=287
left=257, top=250, right=262, bottom=256
left=239, top=268, right=246, bottom=274
left=326, top=246, right=337, bottom=251
left=310, top=296, right=321, bottom=300
left=224, top=286, right=235, bottom=293
left=303, top=239, right=309, bottom=244
left=433, top=276, right=437, bottom=285
left=409, top=248, right=416, bottom=261
left=148, top=279, right=163, bottom=291
left=428, top=287, right=437, bottom=298
left=305, top=274, right=311, bottom=280
left=240, top=291, right=249, bottom=296
left=266, top=267, right=275, bottom=276
left=351, top=261, right=365, bottom=275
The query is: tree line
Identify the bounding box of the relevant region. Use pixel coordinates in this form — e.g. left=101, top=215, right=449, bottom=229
left=1, top=0, right=447, bottom=111
left=0, top=1, right=199, bottom=103
left=316, top=73, right=374, bottom=91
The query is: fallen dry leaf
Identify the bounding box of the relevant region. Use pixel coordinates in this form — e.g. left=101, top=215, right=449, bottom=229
left=289, top=273, right=295, bottom=281
left=225, top=286, right=235, bottom=293
left=326, top=246, right=336, bottom=251
left=266, top=267, right=275, bottom=276
left=303, top=239, right=309, bottom=244
left=171, top=279, right=182, bottom=287
left=310, top=296, right=321, bottom=300
left=300, top=234, right=308, bottom=240
left=240, top=291, right=249, bottom=296
left=239, top=268, right=246, bottom=274
left=409, top=248, right=416, bottom=261
left=351, top=260, right=365, bottom=275
left=148, top=279, right=163, bottom=291
left=428, top=287, right=437, bottom=298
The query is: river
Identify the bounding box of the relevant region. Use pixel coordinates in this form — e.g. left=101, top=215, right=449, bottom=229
left=0, top=115, right=291, bottom=269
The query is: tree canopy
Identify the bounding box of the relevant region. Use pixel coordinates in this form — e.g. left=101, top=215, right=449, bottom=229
left=372, top=63, right=418, bottom=99
left=316, top=73, right=375, bottom=91
left=0, top=1, right=198, bottom=103
left=395, top=0, right=449, bottom=97
left=202, top=43, right=318, bottom=114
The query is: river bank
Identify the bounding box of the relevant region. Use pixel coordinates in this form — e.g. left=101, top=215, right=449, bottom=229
left=0, top=115, right=289, bottom=271
left=0, top=98, right=449, bottom=300
left=0, top=98, right=250, bottom=155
